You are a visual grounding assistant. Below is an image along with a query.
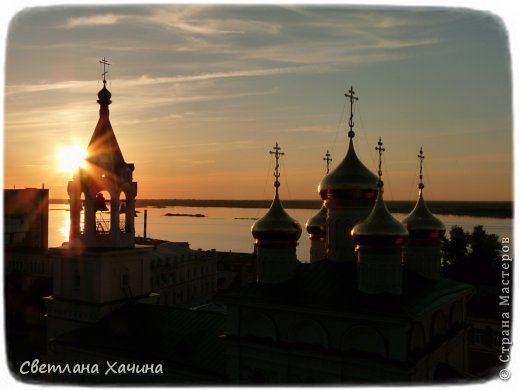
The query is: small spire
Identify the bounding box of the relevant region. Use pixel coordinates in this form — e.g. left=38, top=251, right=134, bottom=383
left=269, top=142, right=284, bottom=193
left=375, top=137, right=385, bottom=189
left=323, top=150, right=332, bottom=174
left=344, top=86, right=359, bottom=139
left=99, top=57, right=110, bottom=85
left=418, top=147, right=425, bottom=190
left=97, top=57, right=112, bottom=107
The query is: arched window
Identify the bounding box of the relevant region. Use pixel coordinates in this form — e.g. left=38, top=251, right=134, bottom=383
left=94, top=190, right=111, bottom=234
left=119, top=191, right=127, bottom=232
left=79, top=192, right=86, bottom=234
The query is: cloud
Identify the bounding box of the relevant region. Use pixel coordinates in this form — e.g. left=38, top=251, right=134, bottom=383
left=64, top=13, right=124, bottom=28
left=5, top=66, right=322, bottom=97
left=143, top=7, right=281, bottom=36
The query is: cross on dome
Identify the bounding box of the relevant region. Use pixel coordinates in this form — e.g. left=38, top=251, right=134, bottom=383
left=269, top=142, right=284, bottom=191
left=323, top=150, right=332, bottom=174
left=375, top=137, right=385, bottom=187
left=418, top=147, right=425, bottom=190
left=344, top=86, right=359, bottom=138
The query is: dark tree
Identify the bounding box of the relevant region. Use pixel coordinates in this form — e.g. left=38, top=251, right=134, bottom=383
left=442, top=225, right=502, bottom=286
left=441, top=225, right=468, bottom=268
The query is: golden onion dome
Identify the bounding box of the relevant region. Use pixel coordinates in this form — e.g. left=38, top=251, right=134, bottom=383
left=352, top=189, right=408, bottom=247
left=318, top=139, right=379, bottom=201
left=402, top=190, right=445, bottom=239
left=305, top=204, right=327, bottom=238
left=252, top=192, right=302, bottom=243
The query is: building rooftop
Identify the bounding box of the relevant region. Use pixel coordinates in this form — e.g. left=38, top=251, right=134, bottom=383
left=219, top=260, right=473, bottom=320
left=51, top=303, right=227, bottom=381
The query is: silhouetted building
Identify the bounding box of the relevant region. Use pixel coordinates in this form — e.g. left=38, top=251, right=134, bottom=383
left=216, top=251, right=256, bottom=291
left=4, top=187, right=49, bottom=250
left=149, top=243, right=218, bottom=307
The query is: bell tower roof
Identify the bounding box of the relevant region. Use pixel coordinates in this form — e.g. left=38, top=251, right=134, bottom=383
left=86, top=57, right=129, bottom=172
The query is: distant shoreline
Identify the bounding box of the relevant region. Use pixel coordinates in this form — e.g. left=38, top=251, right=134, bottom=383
left=49, top=199, right=513, bottom=219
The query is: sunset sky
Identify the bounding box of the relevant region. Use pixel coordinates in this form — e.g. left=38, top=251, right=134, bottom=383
left=3, top=2, right=513, bottom=201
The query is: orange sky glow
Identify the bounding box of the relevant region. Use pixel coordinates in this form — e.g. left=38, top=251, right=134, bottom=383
left=3, top=4, right=513, bottom=201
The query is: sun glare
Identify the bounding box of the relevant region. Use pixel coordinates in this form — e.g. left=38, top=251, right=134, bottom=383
left=57, top=145, right=87, bottom=173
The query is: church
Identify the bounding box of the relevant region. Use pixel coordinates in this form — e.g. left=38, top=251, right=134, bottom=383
left=218, top=87, right=474, bottom=383
left=40, top=59, right=473, bottom=384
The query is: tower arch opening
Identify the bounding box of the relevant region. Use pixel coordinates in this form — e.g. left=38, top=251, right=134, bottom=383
left=94, top=190, right=111, bottom=234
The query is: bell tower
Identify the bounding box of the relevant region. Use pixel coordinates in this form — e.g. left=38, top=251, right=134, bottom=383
left=45, top=58, right=155, bottom=340
left=68, top=57, right=136, bottom=249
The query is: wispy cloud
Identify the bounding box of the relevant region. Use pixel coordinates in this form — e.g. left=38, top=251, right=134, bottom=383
left=5, top=66, right=322, bottom=96
left=143, top=7, right=281, bottom=36
left=64, top=13, right=125, bottom=28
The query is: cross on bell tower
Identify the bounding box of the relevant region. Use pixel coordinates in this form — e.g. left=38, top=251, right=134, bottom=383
left=99, top=56, right=110, bottom=84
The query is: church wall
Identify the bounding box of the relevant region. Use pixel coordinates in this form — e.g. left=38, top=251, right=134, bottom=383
left=149, top=246, right=218, bottom=308
left=225, top=283, right=472, bottom=383
left=52, top=247, right=152, bottom=304
left=326, top=205, right=372, bottom=262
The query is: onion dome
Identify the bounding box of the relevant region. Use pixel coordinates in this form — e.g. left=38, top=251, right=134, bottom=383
left=401, top=148, right=445, bottom=239
left=305, top=204, right=327, bottom=239
left=318, top=86, right=378, bottom=202
left=352, top=138, right=408, bottom=246
left=252, top=143, right=302, bottom=244
left=252, top=191, right=302, bottom=243
left=306, top=150, right=331, bottom=239
left=319, top=139, right=379, bottom=200
left=97, top=83, right=112, bottom=106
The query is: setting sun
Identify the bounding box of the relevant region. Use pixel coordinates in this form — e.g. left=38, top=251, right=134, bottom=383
left=57, top=145, right=87, bottom=173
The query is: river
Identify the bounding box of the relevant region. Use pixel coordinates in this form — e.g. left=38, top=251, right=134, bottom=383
left=48, top=206, right=513, bottom=263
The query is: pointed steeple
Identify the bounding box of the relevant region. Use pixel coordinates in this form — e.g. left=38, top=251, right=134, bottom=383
left=86, top=57, right=129, bottom=172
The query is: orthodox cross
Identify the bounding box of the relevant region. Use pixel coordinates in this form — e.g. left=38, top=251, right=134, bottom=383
left=99, top=57, right=110, bottom=84
left=418, top=147, right=425, bottom=189
left=344, top=86, right=359, bottom=138
left=270, top=142, right=284, bottom=190
left=323, top=150, right=332, bottom=174
left=375, top=137, right=385, bottom=185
